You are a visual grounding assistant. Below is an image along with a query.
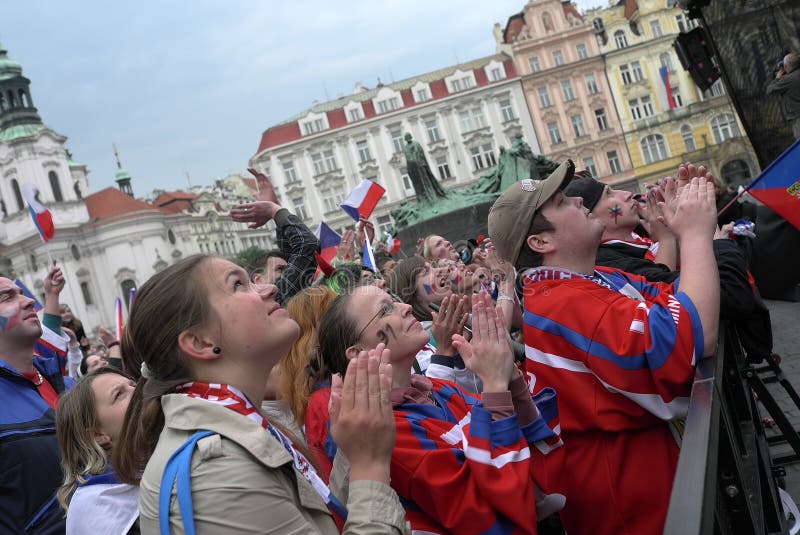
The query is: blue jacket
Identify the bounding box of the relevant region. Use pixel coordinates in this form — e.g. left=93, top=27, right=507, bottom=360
left=0, top=328, right=72, bottom=534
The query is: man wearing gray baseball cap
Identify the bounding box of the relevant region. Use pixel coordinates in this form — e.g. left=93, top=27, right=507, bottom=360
left=487, top=160, right=720, bottom=535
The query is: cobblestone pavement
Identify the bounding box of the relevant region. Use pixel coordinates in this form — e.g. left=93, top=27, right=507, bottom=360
left=759, top=299, right=800, bottom=500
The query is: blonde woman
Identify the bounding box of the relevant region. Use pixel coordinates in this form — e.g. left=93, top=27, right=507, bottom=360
left=56, top=367, right=139, bottom=534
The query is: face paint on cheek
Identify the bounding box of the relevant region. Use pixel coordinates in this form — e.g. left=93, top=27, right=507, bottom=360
left=0, top=314, right=21, bottom=332
left=609, top=205, right=623, bottom=224
left=422, top=283, right=433, bottom=295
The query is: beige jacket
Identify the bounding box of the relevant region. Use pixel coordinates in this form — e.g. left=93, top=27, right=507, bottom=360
left=138, top=394, right=407, bottom=535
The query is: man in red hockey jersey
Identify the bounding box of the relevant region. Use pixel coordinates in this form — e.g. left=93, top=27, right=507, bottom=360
left=487, top=160, right=720, bottom=535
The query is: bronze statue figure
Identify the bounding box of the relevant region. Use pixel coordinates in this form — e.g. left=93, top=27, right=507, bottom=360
left=403, top=133, right=447, bottom=203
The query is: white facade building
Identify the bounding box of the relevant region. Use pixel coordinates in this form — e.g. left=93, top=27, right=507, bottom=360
left=249, top=54, right=541, bottom=237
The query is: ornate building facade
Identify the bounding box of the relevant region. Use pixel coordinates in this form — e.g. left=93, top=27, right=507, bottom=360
left=249, top=54, right=540, bottom=237
left=503, top=0, right=637, bottom=188
left=593, top=0, right=759, bottom=188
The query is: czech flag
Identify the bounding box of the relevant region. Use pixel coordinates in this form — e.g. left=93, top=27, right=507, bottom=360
left=21, top=184, right=55, bottom=243
left=658, top=66, right=676, bottom=111
left=114, top=297, right=124, bottom=340
left=340, top=179, right=385, bottom=221
left=128, top=287, right=136, bottom=311
left=315, top=222, right=341, bottom=262
left=13, top=280, right=43, bottom=311
left=384, top=233, right=401, bottom=255
left=746, top=139, right=800, bottom=231
left=362, top=235, right=377, bottom=272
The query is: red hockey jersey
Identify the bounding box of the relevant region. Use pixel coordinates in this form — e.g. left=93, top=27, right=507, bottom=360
left=522, top=267, right=703, bottom=535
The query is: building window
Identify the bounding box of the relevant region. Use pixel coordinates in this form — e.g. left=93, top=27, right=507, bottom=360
left=302, top=118, right=325, bottom=135
left=582, top=157, right=598, bottom=177
left=489, top=67, right=503, bottom=81
left=629, top=98, right=642, bottom=120
left=711, top=113, right=740, bottom=143
left=671, top=87, right=683, bottom=107
left=323, top=150, right=337, bottom=172
left=660, top=53, right=674, bottom=72
left=632, top=62, right=645, bottom=82
left=641, top=96, right=654, bottom=117
left=311, top=150, right=336, bottom=175
left=537, top=86, right=552, bottom=108
left=576, top=43, right=588, bottom=60
left=80, top=281, right=94, bottom=306
left=681, top=125, right=696, bottom=152
left=425, top=118, right=441, bottom=142
left=323, top=187, right=345, bottom=213
left=547, top=122, right=562, bottom=144
left=400, top=167, right=414, bottom=195
left=595, top=108, right=609, bottom=130
left=571, top=115, right=586, bottom=137
left=415, top=88, right=431, bottom=102
left=499, top=99, right=515, bottom=122
left=282, top=160, right=298, bottom=183
left=552, top=49, right=565, bottom=66
left=607, top=150, right=622, bottom=174
left=435, top=156, right=452, bottom=180
left=311, top=153, right=325, bottom=176
left=459, top=107, right=487, bottom=132
left=676, top=14, right=697, bottom=33
left=48, top=171, right=63, bottom=203
left=614, top=30, right=628, bottom=49
left=390, top=130, right=404, bottom=153
left=348, top=107, right=363, bottom=122
left=292, top=197, right=309, bottom=220
left=585, top=73, right=599, bottom=94
left=377, top=97, right=400, bottom=114
left=450, top=76, right=475, bottom=93
left=720, top=159, right=752, bottom=186
left=542, top=12, right=554, bottom=32
left=469, top=144, right=496, bottom=170
left=641, top=134, right=668, bottom=164
left=709, top=79, right=726, bottom=97
left=120, top=280, right=136, bottom=311
left=529, top=56, right=541, bottom=73
left=356, top=140, right=372, bottom=163
left=71, top=244, right=81, bottom=260
left=561, top=80, right=575, bottom=101
left=650, top=20, right=663, bottom=38
left=377, top=214, right=392, bottom=235
left=620, top=65, right=633, bottom=85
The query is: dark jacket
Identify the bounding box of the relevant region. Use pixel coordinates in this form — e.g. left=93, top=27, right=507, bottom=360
left=595, top=238, right=773, bottom=359
left=273, top=208, right=320, bottom=306
left=0, top=350, right=71, bottom=534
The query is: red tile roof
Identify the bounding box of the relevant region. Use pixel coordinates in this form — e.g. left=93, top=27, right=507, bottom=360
left=85, top=187, right=162, bottom=221
left=153, top=191, right=199, bottom=214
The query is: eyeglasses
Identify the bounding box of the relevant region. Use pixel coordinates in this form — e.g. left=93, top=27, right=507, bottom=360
left=355, top=299, right=400, bottom=341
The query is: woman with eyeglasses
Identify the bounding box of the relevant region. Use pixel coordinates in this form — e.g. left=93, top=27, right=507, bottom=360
left=318, top=286, right=565, bottom=534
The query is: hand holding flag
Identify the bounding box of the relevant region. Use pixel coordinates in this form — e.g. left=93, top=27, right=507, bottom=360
left=315, top=222, right=342, bottom=262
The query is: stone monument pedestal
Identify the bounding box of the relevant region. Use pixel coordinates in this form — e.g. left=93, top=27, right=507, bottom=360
left=395, top=200, right=493, bottom=258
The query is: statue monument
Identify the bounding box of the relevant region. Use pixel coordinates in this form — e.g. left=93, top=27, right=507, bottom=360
left=390, top=132, right=558, bottom=242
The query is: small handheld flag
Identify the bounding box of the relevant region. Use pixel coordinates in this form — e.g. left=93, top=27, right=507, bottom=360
left=340, top=180, right=385, bottom=221
left=315, top=222, right=342, bottom=262
left=384, top=233, right=401, bottom=255
left=114, top=298, right=123, bottom=340
left=13, top=280, right=43, bottom=311
left=362, top=235, right=377, bottom=272
left=128, top=287, right=136, bottom=311
left=21, top=184, right=55, bottom=243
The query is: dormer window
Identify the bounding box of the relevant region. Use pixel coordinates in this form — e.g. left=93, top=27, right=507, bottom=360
left=376, top=97, right=400, bottom=114
left=301, top=118, right=325, bottom=135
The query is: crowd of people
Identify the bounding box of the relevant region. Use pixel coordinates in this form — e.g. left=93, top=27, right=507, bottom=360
left=0, top=158, right=781, bottom=535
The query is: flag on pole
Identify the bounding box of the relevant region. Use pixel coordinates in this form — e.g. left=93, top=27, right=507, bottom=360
left=746, top=139, right=800, bottom=231
left=384, top=233, right=401, bottom=255
left=114, top=297, right=124, bottom=340
left=315, top=222, right=342, bottom=262
left=340, top=180, right=385, bottom=221
left=21, top=184, right=55, bottom=242
left=13, top=280, right=43, bottom=311
left=657, top=66, right=676, bottom=111
left=362, top=235, right=377, bottom=272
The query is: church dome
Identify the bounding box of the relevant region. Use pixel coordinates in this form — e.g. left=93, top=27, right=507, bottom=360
left=0, top=48, right=22, bottom=80
left=115, top=167, right=132, bottom=182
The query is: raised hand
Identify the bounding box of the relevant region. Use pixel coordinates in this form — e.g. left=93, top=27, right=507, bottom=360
left=430, top=294, right=469, bottom=356
left=355, top=217, right=375, bottom=248
left=675, top=161, right=714, bottom=191
left=97, top=325, right=118, bottom=346
left=229, top=201, right=282, bottom=229
left=658, top=176, right=717, bottom=241
left=247, top=167, right=279, bottom=204
left=43, top=260, right=65, bottom=297
left=336, top=229, right=356, bottom=261
left=329, top=344, right=394, bottom=483
left=452, top=291, right=515, bottom=392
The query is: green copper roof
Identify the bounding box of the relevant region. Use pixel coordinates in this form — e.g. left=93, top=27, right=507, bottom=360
left=0, top=47, right=22, bottom=80
left=0, top=123, right=45, bottom=142
left=115, top=168, right=132, bottom=182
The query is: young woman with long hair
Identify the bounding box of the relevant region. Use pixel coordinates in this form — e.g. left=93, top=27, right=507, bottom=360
left=113, top=255, right=405, bottom=534
left=56, top=367, right=139, bottom=534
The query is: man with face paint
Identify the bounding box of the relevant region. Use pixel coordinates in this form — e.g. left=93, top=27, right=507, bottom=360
left=0, top=263, right=71, bottom=534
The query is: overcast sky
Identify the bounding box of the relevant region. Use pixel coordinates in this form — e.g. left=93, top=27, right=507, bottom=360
left=2, top=0, right=605, bottom=195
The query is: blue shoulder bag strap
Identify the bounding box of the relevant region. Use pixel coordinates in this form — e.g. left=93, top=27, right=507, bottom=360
left=159, top=430, right=215, bottom=535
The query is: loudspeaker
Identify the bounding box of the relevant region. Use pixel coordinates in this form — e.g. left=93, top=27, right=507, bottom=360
left=674, top=27, right=720, bottom=91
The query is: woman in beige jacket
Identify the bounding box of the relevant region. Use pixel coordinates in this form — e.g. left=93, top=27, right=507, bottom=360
left=113, top=255, right=407, bottom=534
